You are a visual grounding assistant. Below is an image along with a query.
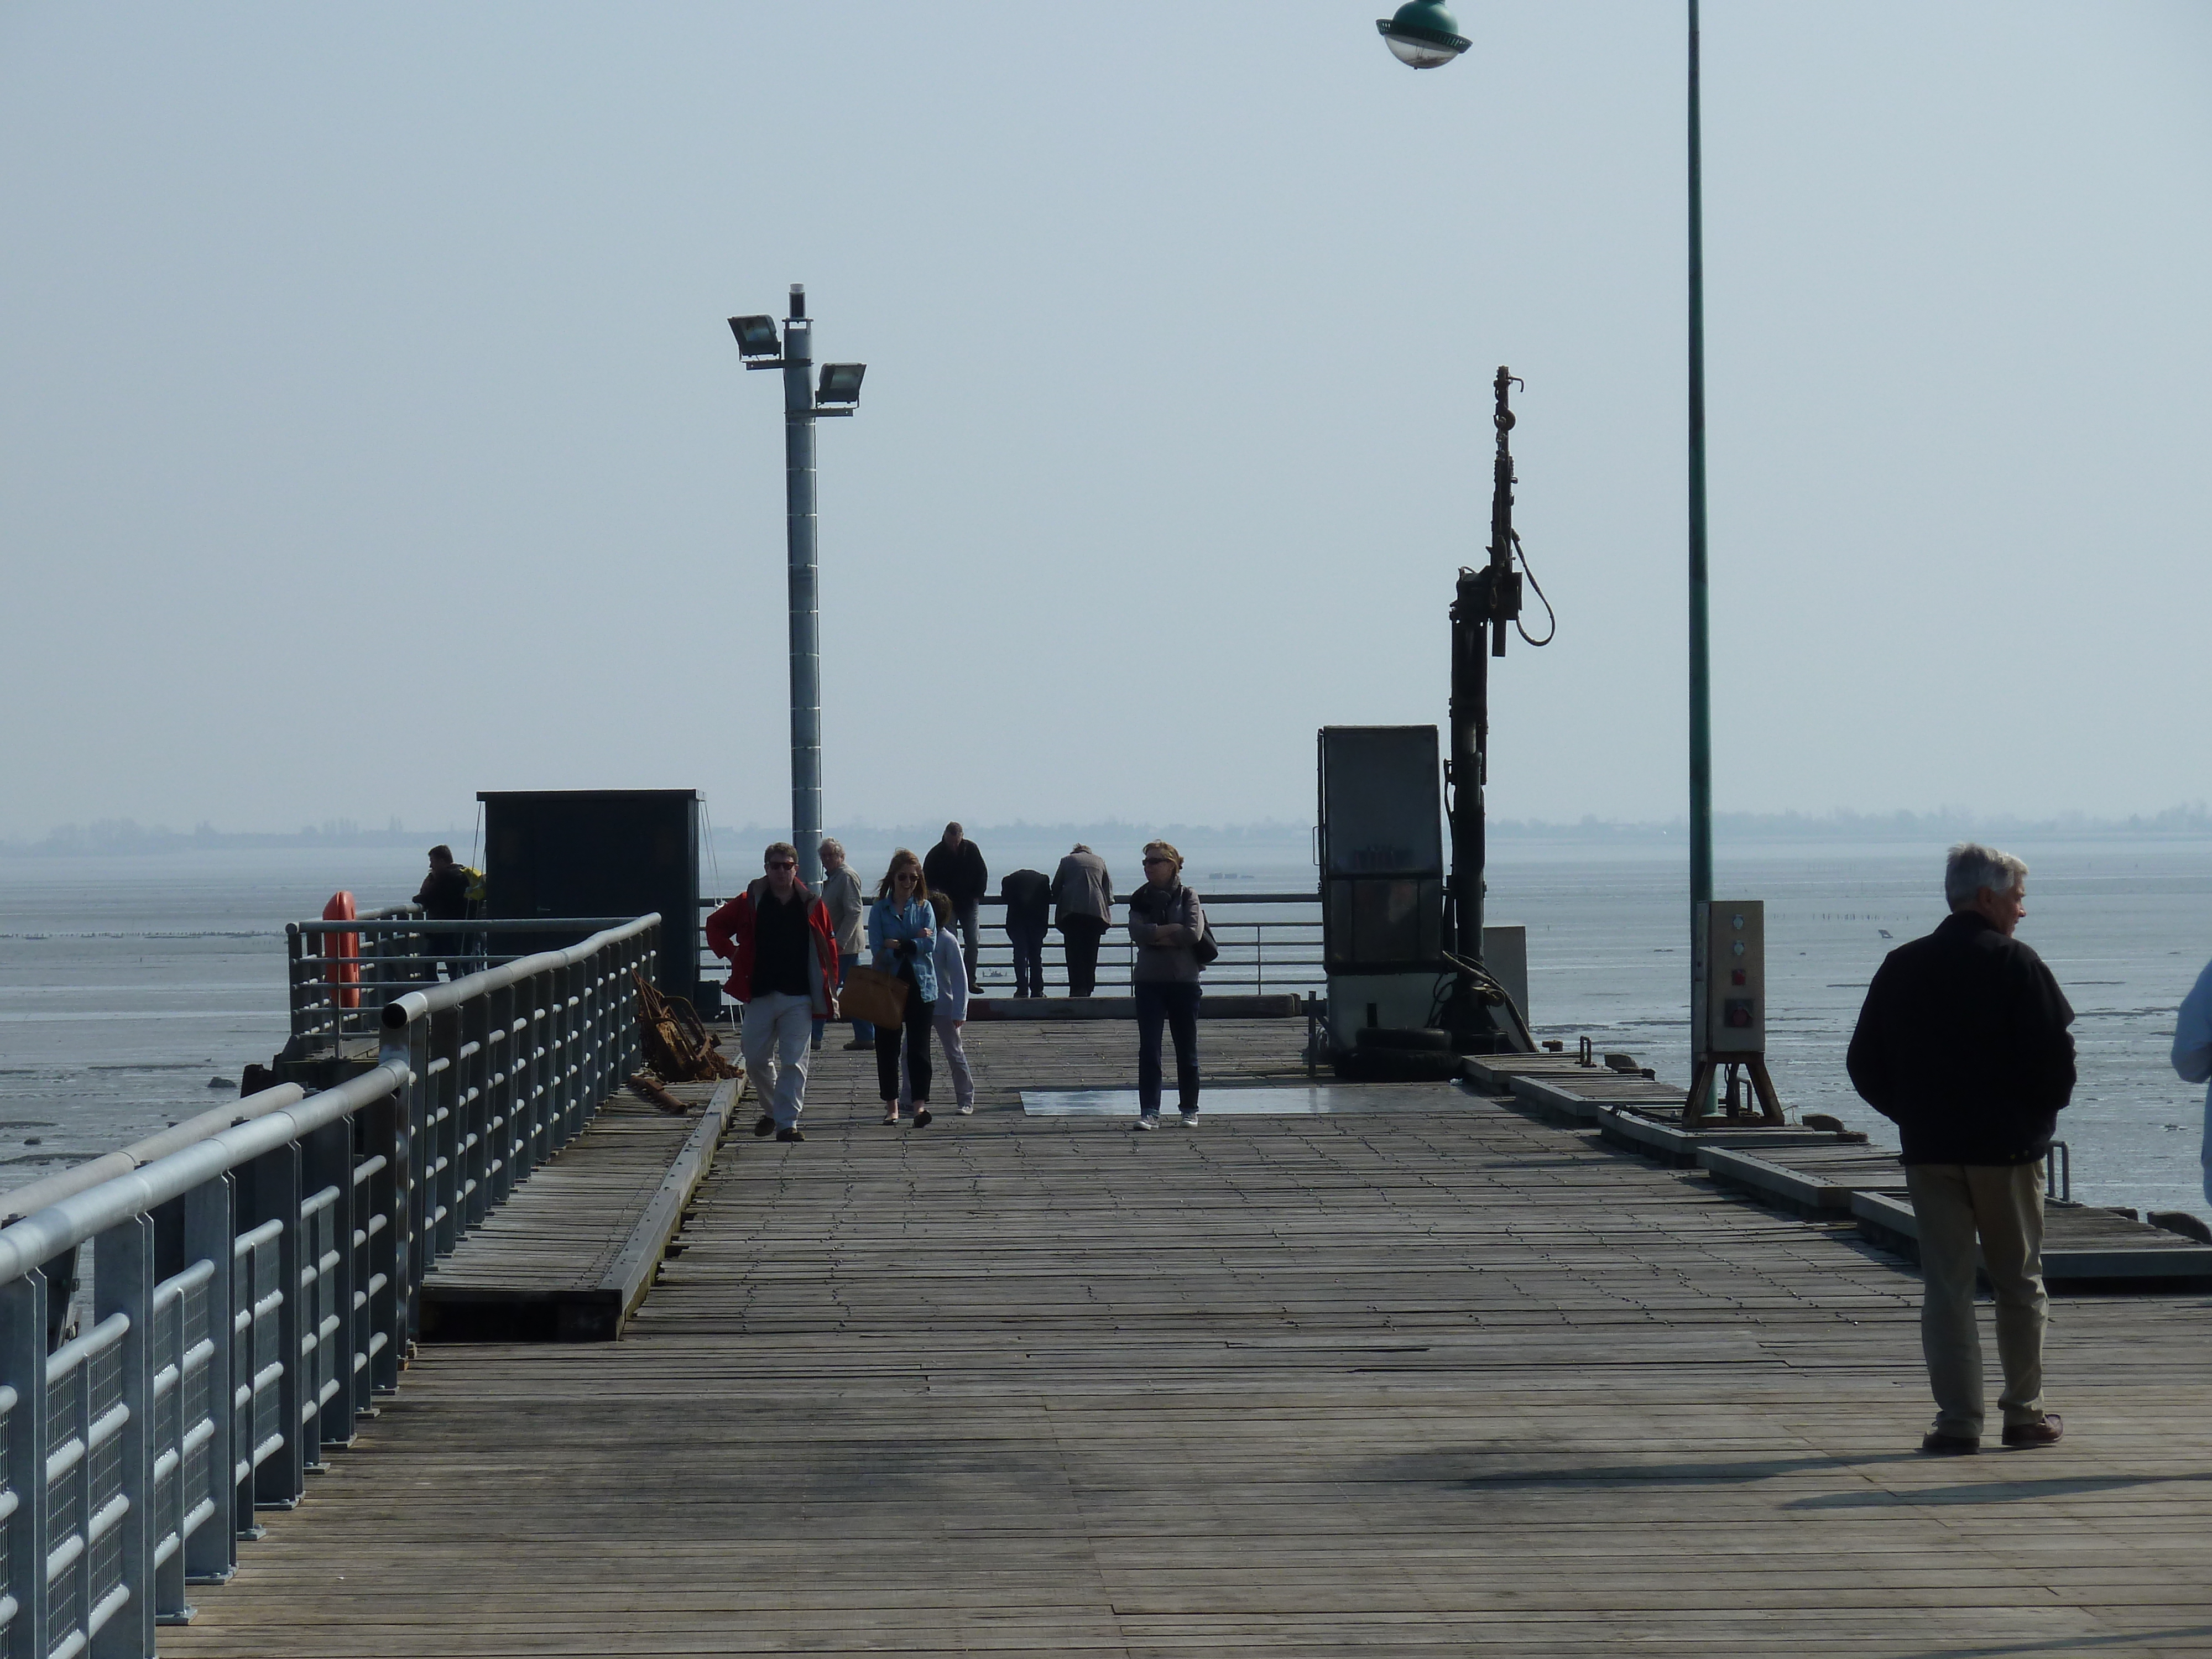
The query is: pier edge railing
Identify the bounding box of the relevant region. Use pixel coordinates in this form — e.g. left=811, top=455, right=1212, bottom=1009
left=0, top=915, right=658, bottom=1659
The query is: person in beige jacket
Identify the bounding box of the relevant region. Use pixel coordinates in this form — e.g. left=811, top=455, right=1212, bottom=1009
left=1049, top=843, right=1114, bottom=997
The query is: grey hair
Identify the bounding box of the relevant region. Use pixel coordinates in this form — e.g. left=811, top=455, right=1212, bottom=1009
left=818, top=837, right=843, bottom=859
left=1944, top=842, right=2028, bottom=909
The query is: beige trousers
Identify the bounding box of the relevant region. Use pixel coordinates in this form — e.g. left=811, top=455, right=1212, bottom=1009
left=1905, top=1161, right=2049, bottom=1439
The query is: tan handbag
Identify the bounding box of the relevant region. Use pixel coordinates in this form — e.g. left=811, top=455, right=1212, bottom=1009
left=839, top=963, right=911, bottom=1029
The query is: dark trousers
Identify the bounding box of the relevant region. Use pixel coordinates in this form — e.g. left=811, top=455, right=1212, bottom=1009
left=874, top=974, right=935, bottom=1104
left=1135, top=979, right=1201, bottom=1115
left=1007, top=920, right=1048, bottom=997
left=1060, top=916, right=1107, bottom=997
left=427, top=931, right=465, bottom=982
left=952, top=898, right=982, bottom=989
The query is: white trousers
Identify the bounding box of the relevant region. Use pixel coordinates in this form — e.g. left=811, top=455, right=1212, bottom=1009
left=898, top=1015, right=975, bottom=1110
left=740, top=991, right=813, bottom=1128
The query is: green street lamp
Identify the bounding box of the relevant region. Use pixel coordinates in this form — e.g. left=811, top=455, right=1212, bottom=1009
left=1379, top=1, right=1719, bottom=1104
left=1375, top=1, right=1470, bottom=68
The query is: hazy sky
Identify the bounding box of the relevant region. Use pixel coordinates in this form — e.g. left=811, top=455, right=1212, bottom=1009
left=3, top=3, right=2206, bottom=839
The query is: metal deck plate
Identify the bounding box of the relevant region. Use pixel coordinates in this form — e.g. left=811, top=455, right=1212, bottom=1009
left=1020, top=1084, right=1470, bottom=1116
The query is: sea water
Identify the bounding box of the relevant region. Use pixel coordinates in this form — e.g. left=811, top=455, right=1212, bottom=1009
left=2, top=839, right=2207, bottom=1219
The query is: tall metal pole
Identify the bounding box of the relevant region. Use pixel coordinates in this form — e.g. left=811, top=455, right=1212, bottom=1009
left=1685, top=2, right=1715, bottom=1104
left=781, top=283, right=824, bottom=889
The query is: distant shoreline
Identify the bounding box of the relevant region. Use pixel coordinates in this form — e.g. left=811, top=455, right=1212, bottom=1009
left=6, top=806, right=2209, bottom=859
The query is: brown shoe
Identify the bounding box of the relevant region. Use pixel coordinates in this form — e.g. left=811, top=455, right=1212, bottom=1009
left=2001, top=1414, right=2062, bottom=1448
left=1919, top=1431, right=1980, bottom=1455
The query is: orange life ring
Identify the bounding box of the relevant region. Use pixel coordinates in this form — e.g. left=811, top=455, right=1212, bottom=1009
left=323, top=890, right=360, bottom=1010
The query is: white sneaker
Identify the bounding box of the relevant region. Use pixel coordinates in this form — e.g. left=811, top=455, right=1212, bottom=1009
left=957, top=1103, right=975, bottom=1115
left=1178, top=1110, right=1199, bottom=1126
left=1135, top=1113, right=1160, bottom=1131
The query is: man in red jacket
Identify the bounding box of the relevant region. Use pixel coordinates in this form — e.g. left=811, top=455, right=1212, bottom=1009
left=705, top=842, right=841, bottom=1143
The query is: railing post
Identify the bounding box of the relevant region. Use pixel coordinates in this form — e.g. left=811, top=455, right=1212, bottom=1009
left=183, top=1175, right=237, bottom=1585
left=547, top=965, right=572, bottom=1150
left=238, top=1146, right=303, bottom=1511
left=460, top=995, right=493, bottom=1223
left=285, top=924, right=306, bottom=1047
left=303, top=1120, right=353, bottom=1454
left=493, top=982, right=517, bottom=1189
left=525, top=975, right=551, bottom=1173
left=361, top=1092, right=401, bottom=1397
left=402, top=1021, right=428, bottom=1339
left=91, top=1216, right=155, bottom=1659
left=0, top=1270, right=49, bottom=1656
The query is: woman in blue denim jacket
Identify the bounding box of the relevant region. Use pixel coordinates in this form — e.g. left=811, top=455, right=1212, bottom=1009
left=867, top=848, right=938, bottom=1125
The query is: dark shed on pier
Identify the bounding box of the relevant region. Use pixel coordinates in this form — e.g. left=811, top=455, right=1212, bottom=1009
left=478, top=789, right=702, bottom=1009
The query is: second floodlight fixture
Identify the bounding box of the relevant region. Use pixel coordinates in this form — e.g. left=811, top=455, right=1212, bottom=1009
left=1376, top=0, right=1469, bottom=67
left=816, top=363, right=867, bottom=406
left=728, top=314, right=782, bottom=357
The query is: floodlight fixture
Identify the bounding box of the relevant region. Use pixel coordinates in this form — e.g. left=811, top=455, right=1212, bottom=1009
left=1376, top=0, right=1469, bottom=67
left=816, top=363, right=866, bottom=405
left=728, top=314, right=782, bottom=356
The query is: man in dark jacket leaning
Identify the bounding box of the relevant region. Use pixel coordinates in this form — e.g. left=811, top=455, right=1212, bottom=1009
left=1848, top=842, right=2075, bottom=1455
left=924, top=823, right=988, bottom=992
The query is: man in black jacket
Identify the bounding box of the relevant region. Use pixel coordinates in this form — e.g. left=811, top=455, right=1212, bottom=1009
left=923, top=823, right=988, bottom=992
left=413, top=845, right=473, bottom=982
left=1848, top=842, right=2075, bottom=1455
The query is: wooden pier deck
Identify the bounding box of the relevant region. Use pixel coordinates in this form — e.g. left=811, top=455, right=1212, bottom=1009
left=419, top=1078, right=735, bottom=1341
left=163, top=1021, right=2212, bottom=1657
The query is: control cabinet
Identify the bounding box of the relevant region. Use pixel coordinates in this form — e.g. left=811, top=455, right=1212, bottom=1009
left=1691, top=900, right=1765, bottom=1057
left=1686, top=898, right=1784, bottom=1123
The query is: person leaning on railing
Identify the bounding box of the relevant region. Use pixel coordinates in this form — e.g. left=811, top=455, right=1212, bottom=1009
left=1127, top=839, right=1204, bottom=1131
left=1000, top=865, right=1052, bottom=998
left=705, top=842, right=841, bottom=1144
left=413, top=844, right=472, bottom=982
left=1051, top=843, right=1114, bottom=998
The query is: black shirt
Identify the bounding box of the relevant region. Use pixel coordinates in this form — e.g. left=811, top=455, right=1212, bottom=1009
left=1000, top=869, right=1051, bottom=929
left=413, top=865, right=471, bottom=921
left=749, top=888, right=813, bottom=1000
left=1846, top=910, right=2077, bottom=1165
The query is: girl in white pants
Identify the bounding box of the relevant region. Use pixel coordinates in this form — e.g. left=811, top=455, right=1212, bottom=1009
left=901, top=894, right=976, bottom=1114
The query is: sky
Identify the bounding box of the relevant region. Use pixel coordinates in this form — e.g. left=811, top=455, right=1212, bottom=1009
left=2, top=2, right=2207, bottom=841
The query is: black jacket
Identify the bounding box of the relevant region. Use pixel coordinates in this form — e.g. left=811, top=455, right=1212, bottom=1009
left=924, top=840, right=988, bottom=906
left=1845, top=911, right=2076, bottom=1165
left=413, top=864, right=472, bottom=922
left=1000, top=869, right=1051, bottom=930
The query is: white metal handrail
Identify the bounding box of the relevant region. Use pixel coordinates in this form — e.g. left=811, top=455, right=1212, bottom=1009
left=0, top=914, right=658, bottom=1658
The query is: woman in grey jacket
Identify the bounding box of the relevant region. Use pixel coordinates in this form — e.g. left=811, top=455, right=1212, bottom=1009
left=1126, top=839, right=1205, bottom=1130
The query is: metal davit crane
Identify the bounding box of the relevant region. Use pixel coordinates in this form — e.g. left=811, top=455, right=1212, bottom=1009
left=1437, top=367, right=1550, bottom=1053
left=1319, top=368, right=1551, bottom=1074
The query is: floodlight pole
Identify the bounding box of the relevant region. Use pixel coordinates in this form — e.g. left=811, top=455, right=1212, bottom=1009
left=781, top=284, right=825, bottom=890
left=1686, top=1, right=1716, bottom=1110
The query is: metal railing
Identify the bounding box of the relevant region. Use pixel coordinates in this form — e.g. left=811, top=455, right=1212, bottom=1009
left=694, top=890, right=1325, bottom=1001
left=286, top=915, right=637, bottom=1047
left=0, top=915, right=658, bottom=1658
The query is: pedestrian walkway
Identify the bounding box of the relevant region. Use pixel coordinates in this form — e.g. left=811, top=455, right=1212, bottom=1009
left=163, top=1023, right=2212, bottom=1657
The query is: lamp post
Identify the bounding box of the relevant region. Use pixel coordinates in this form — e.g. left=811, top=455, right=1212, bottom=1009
left=728, top=285, right=867, bottom=889
left=1376, top=0, right=1714, bottom=1093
